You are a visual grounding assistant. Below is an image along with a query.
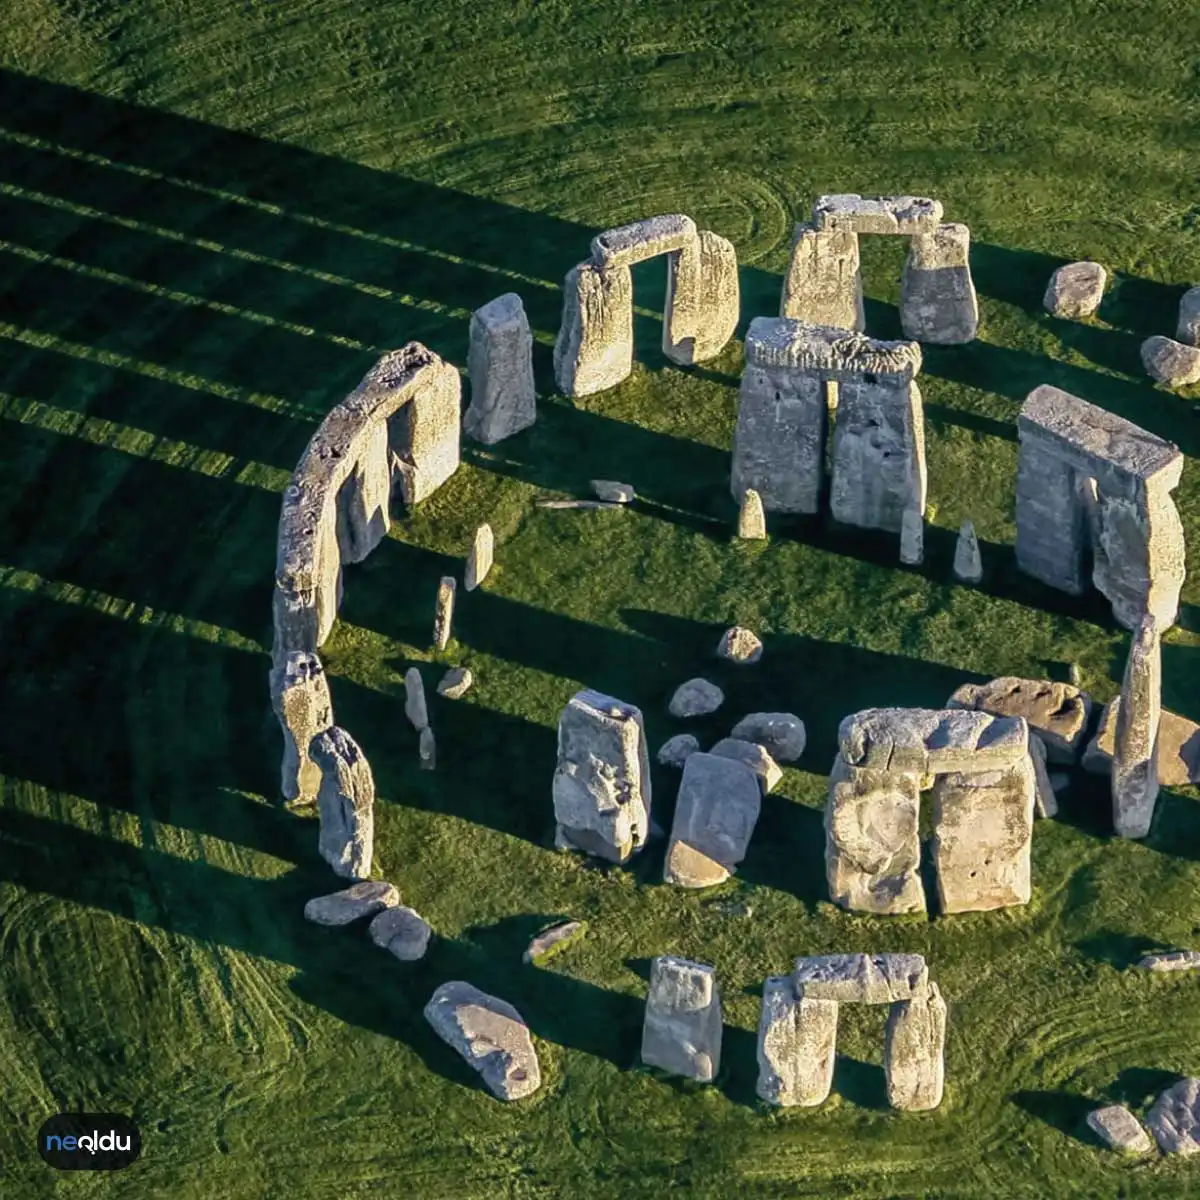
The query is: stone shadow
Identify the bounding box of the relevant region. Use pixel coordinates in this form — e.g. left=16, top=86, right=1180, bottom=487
left=833, top=1055, right=890, bottom=1111
left=1074, top=931, right=1163, bottom=971
left=1010, top=1089, right=1098, bottom=1143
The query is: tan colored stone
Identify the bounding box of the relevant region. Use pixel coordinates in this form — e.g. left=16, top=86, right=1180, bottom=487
left=465, top=524, right=494, bottom=591
left=793, top=953, right=929, bottom=1004
left=756, top=976, right=838, bottom=1107
left=664, top=753, right=761, bottom=887
left=708, top=738, right=782, bottom=794
left=780, top=222, right=864, bottom=330
left=737, top=488, right=767, bottom=539
left=269, top=651, right=333, bottom=803
left=310, top=726, right=375, bottom=880
left=946, top=676, right=1092, bottom=764
left=717, top=626, right=763, bottom=664
left=884, top=982, right=947, bottom=1111
left=433, top=576, right=456, bottom=650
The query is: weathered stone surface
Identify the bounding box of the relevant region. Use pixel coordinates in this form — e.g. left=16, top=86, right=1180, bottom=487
left=709, top=738, right=782, bottom=793
left=433, top=576, right=456, bottom=650
left=1142, top=335, right=1200, bottom=388
left=1087, top=1105, right=1153, bottom=1154
left=1049, top=770, right=1071, bottom=794
left=591, top=480, right=635, bottom=503
left=900, top=506, right=924, bottom=565
left=839, top=707, right=1029, bottom=774
left=664, top=753, right=762, bottom=887
left=536, top=498, right=622, bottom=510
left=1043, top=262, right=1106, bottom=320
left=304, top=880, right=399, bottom=926
left=310, top=726, right=375, bottom=880
left=591, top=214, right=698, bottom=270
left=946, top=677, right=1093, bottom=764
left=669, top=678, right=724, bottom=718
left=1113, top=614, right=1161, bottom=839
left=337, top=421, right=391, bottom=564
left=1028, top=734, right=1059, bottom=820
left=780, top=223, right=864, bottom=330
left=737, top=488, right=768, bottom=538
left=404, top=667, right=429, bottom=731
left=664, top=229, right=740, bottom=365
left=742, top=318, right=922, bottom=383
left=553, top=690, right=651, bottom=863
left=756, top=976, right=838, bottom=1107
left=465, top=524, right=494, bottom=591
left=793, top=953, right=929, bottom=1004
left=640, top=955, right=723, bottom=1082
left=424, top=981, right=541, bottom=1101
left=731, top=712, right=807, bottom=762
left=523, top=919, right=586, bottom=963
left=813, top=194, right=943, bottom=235
left=931, top=757, right=1036, bottom=913
left=953, top=519, right=983, bottom=583
left=437, top=666, right=473, bottom=699
left=418, top=726, right=436, bottom=771
left=900, top=223, right=978, bottom=344
left=270, top=651, right=334, bottom=803
left=1082, top=699, right=1200, bottom=786
left=369, top=905, right=432, bottom=960
left=884, top=982, right=947, bottom=1111
left=1177, top=286, right=1200, bottom=347
left=1136, top=950, right=1200, bottom=972
left=553, top=261, right=634, bottom=397
left=657, top=733, right=701, bottom=768
left=717, top=626, right=763, bottom=664
left=1146, top=1077, right=1200, bottom=1155
left=825, top=754, right=925, bottom=914
left=464, top=293, right=536, bottom=445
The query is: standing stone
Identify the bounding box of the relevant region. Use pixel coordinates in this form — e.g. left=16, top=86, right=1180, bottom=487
left=1177, top=285, right=1200, bottom=347
left=669, top=678, right=724, bottom=718
left=1112, top=614, right=1161, bottom=839
left=1043, top=262, right=1106, bottom=320
left=433, top=576, right=456, bottom=650
left=946, top=676, right=1093, bottom=764
left=664, top=229, right=740, bottom=365
left=465, top=524, right=494, bottom=592
left=737, top=489, right=767, bottom=540
left=640, top=955, right=723, bottom=1083
left=900, top=222, right=978, bottom=345
left=1145, top=1077, right=1200, bottom=1155
left=953, top=520, right=983, bottom=583
left=717, top=626, right=763, bottom=664
left=756, top=976, right=839, bottom=1107
left=1028, top=735, right=1059, bottom=820
left=424, top=981, right=541, bottom=1102
left=730, top=712, right=806, bottom=762
left=1087, top=1105, right=1154, bottom=1154
left=664, top=752, right=762, bottom=888
left=464, top=293, right=537, bottom=445
left=269, top=651, right=334, bottom=804
left=419, top=726, right=436, bottom=771
left=1141, top=335, right=1200, bottom=388
left=404, top=667, right=429, bottom=731
left=900, top=506, right=924, bottom=565
left=780, top=223, right=864, bottom=331
left=884, top=983, right=947, bottom=1111
left=437, top=666, right=473, bottom=699
left=709, top=738, right=782, bottom=794
left=369, top=906, right=432, bottom=961
left=552, top=690, right=651, bottom=863
left=553, top=261, right=634, bottom=397
left=309, top=726, right=375, bottom=880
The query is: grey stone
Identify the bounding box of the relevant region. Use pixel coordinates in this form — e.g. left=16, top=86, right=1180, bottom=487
left=839, top=707, right=1029, bottom=774
left=310, top=727, right=375, bottom=880
left=304, top=880, right=399, bottom=926
left=742, top=318, right=922, bottom=382
left=717, top=626, right=763, bottom=664
left=1146, top=1077, right=1200, bottom=1155
left=437, top=666, right=473, bottom=699
left=780, top=223, right=864, bottom=330
left=664, top=752, right=762, bottom=887
left=269, top=651, right=333, bottom=803
left=900, top=506, right=924, bottom=565
left=756, top=976, right=838, bottom=1107
left=465, top=524, right=494, bottom=591
left=640, top=955, right=722, bottom=1082
left=1087, top=1104, right=1153, bottom=1154
left=884, top=983, right=947, bottom=1111
left=424, top=981, right=541, bottom=1101
left=1177, top=286, right=1200, bottom=347
left=1082, top=699, right=1200, bottom=786
left=464, top=293, right=536, bottom=445
left=737, top=488, right=768, bottom=539
left=536, top=498, right=623, bottom=510
left=553, top=261, right=634, bottom=397
left=900, top=222, right=978, bottom=344
left=419, top=726, right=436, bottom=771
left=404, top=667, right=429, bottom=732
left=664, top=229, right=740, bottom=365
left=953, top=520, right=983, bottom=583
left=369, top=905, right=432, bottom=961
left=1136, top=950, right=1200, bottom=972
left=813, top=194, right=943, bottom=235
left=657, top=733, right=701, bottom=768
left=1112, top=614, right=1161, bottom=839
left=1043, top=262, right=1106, bottom=319
left=669, top=678, right=724, bottom=719
left=553, top=690, right=651, bottom=863
left=433, top=576, right=456, bottom=650
left=946, top=677, right=1093, bottom=764
left=1142, top=335, right=1200, bottom=388
left=1028, top=734, right=1059, bottom=820
left=793, top=953, right=929, bottom=1004
left=590, top=480, right=635, bottom=503
left=591, top=214, right=698, bottom=270
left=523, top=920, right=586, bottom=964
left=709, top=738, right=783, bottom=794
left=730, top=712, right=806, bottom=762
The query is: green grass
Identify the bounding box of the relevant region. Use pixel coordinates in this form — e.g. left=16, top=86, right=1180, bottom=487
left=1, top=2, right=1200, bottom=1196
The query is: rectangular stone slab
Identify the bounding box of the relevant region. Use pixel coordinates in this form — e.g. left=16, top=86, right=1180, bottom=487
left=946, top=677, right=1093, bottom=764
left=812, top=194, right=943, bottom=235
left=590, top=213, right=698, bottom=270
left=780, top=223, right=864, bottom=330
left=792, top=953, right=929, bottom=1004
left=838, top=707, right=1029, bottom=774
left=744, top=317, right=922, bottom=383
left=884, top=982, right=947, bottom=1111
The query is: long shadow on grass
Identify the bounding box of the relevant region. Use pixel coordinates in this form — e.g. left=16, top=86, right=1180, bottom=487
left=1011, top=1089, right=1099, bottom=1145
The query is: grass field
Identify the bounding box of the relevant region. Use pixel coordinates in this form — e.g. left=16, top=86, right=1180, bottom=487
left=1, top=2, right=1200, bottom=1196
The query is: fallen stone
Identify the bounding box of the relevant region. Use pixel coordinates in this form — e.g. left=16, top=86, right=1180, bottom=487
left=1177, top=286, right=1200, bottom=347
left=657, top=733, right=701, bottom=768
left=793, top=953, right=929, bottom=1004
left=1112, top=614, right=1161, bottom=839
left=1136, top=950, right=1200, bottom=972
left=640, top=955, right=723, bottom=1082
left=304, top=880, right=399, bottom=926
left=1142, top=335, right=1200, bottom=388
left=900, top=222, right=978, bottom=344
left=424, top=981, right=541, bottom=1101
left=590, top=479, right=635, bottom=503
left=663, top=229, right=740, bottom=365
left=664, top=752, right=762, bottom=887
left=1043, top=262, right=1106, bottom=320
left=730, top=712, right=806, bottom=762
left=404, top=667, right=429, bottom=731
left=884, top=982, right=947, bottom=1111
left=900, top=506, right=924, bottom=565
left=813, top=194, right=943, bottom=235
left=464, top=293, right=537, bottom=445
left=369, top=905, right=432, bottom=961
left=419, top=726, right=436, bottom=771
left=669, top=678, right=725, bottom=719
left=839, top=707, right=1029, bottom=775
left=591, top=213, right=698, bottom=270
left=553, top=261, right=634, bottom=397
left=437, top=666, right=473, bottom=699
left=310, top=727, right=375, bottom=880
left=465, top=524, right=494, bottom=591
left=523, top=919, right=586, bottom=964
left=1082, top=699, right=1200, bottom=786
left=1028, top=734, right=1059, bottom=820
left=953, top=519, right=983, bottom=583
left=780, top=222, right=864, bottom=330
left=946, top=677, right=1093, bottom=764
left=535, top=498, right=623, bottom=510
left=717, top=626, right=763, bottom=664
left=433, top=576, right=456, bottom=650
left=756, top=976, right=839, bottom=1107
left=737, top=488, right=768, bottom=539
left=1087, top=1104, right=1153, bottom=1154
left=1146, top=1077, right=1200, bottom=1155
left=270, top=651, right=334, bottom=804
left=709, top=738, right=782, bottom=794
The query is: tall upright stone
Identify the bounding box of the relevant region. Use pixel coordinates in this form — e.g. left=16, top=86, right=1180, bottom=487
left=269, top=651, right=334, bottom=803
left=336, top=421, right=391, bottom=564
left=756, top=976, right=839, bottom=1107
left=466, top=523, right=494, bottom=591
left=1112, top=614, right=1162, bottom=839
left=884, top=983, right=947, bottom=1111
left=309, top=726, right=375, bottom=880
left=404, top=667, right=429, bottom=732
left=664, top=229, right=740, bottom=365
left=433, top=576, right=456, bottom=650
left=737, top=488, right=767, bottom=540
left=900, top=222, right=978, bottom=344
left=553, top=261, right=634, bottom=397
left=464, top=293, right=536, bottom=445
left=780, top=223, right=864, bottom=330
left=953, top=519, right=983, bottom=583
left=640, top=955, right=723, bottom=1083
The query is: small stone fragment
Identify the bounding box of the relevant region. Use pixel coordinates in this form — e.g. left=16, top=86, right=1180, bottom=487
left=269, top=650, right=334, bottom=804
left=304, top=880, right=399, bottom=926
left=310, top=726, right=375, bottom=880
left=657, top=733, right=701, bottom=768
left=1146, top=1077, right=1200, bottom=1155
left=953, top=519, right=983, bottom=583
left=1087, top=1104, right=1153, bottom=1154
left=465, top=524, right=494, bottom=591
left=730, top=712, right=806, bottom=762
left=884, top=982, right=947, bottom=1111
left=1177, top=285, right=1200, bottom=347
left=737, top=488, right=767, bottom=540
left=900, top=506, right=924, bottom=565
left=404, top=667, right=429, bottom=731
left=437, top=667, right=473, bottom=699
left=708, top=737, right=783, bottom=794
left=590, top=479, right=635, bottom=503
left=756, top=976, right=838, bottom=1107
left=369, top=905, right=432, bottom=961
left=1043, top=262, right=1106, bottom=320
left=640, top=955, right=723, bottom=1083
left=1136, top=950, right=1200, bottom=972
left=424, top=981, right=541, bottom=1101
left=717, top=626, right=763, bottom=664
left=433, top=576, right=456, bottom=650
left=419, top=726, right=436, bottom=770
left=523, top=920, right=586, bottom=964
left=669, top=678, right=725, bottom=719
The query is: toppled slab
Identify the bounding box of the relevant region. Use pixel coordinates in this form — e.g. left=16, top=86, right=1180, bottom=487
left=369, top=906, right=432, bottom=960
left=1044, top=262, right=1106, bottom=320
left=839, top=707, right=1029, bottom=774
left=664, top=752, right=762, bottom=887
left=947, top=677, right=1093, bottom=764
left=640, top=955, right=723, bottom=1082
left=424, top=981, right=541, bottom=1101
left=464, top=293, right=536, bottom=445
left=523, top=919, right=586, bottom=964
left=270, top=650, right=334, bottom=804
left=310, top=726, right=375, bottom=880
left=717, top=626, right=763, bottom=664
left=1136, top=950, right=1200, bottom=972
left=743, top=317, right=922, bottom=383
left=1082, top=699, right=1200, bottom=787
left=756, top=976, right=838, bottom=1107
left=304, top=880, right=399, bottom=926
left=535, top=498, right=624, bottom=510
left=1142, top=335, right=1200, bottom=388
left=793, top=953, right=929, bottom=1004
left=884, top=982, right=947, bottom=1111
left=657, top=733, right=701, bottom=768
left=780, top=223, right=864, bottom=330
left=437, top=666, right=473, bottom=699
left=1146, top=1077, right=1200, bottom=1155
left=1087, top=1104, right=1153, bottom=1154
left=813, top=194, right=943, bottom=236
left=591, top=214, right=698, bottom=270
left=709, top=737, right=782, bottom=794
left=669, top=678, right=724, bottom=718
left=730, top=712, right=806, bottom=762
